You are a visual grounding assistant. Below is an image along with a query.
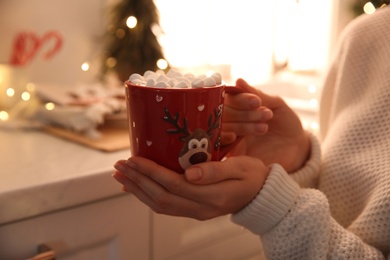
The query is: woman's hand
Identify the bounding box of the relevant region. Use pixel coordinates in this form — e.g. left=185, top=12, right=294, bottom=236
left=113, top=156, right=269, bottom=220
left=223, top=78, right=310, bottom=173
left=221, top=85, right=273, bottom=144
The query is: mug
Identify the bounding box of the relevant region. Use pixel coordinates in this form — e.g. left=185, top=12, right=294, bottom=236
left=124, top=81, right=243, bottom=173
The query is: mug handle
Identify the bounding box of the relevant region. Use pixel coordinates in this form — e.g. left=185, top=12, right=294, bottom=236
left=218, top=86, right=246, bottom=160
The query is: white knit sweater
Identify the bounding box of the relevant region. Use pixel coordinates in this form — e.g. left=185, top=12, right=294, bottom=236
left=232, top=7, right=390, bottom=259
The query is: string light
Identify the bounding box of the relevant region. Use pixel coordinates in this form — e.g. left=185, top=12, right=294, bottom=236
left=156, top=59, right=168, bottom=70
left=0, top=111, right=9, bottom=121
left=6, top=88, right=15, bottom=97
left=45, top=102, right=55, bottom=111
left=126, top=16, right=137, bottom=29
left=311, top=122, right=319, bottom=131
left=21, top=91, right=30, bottom=101
left=81, top=62, right=90, bottom=71
left=26, top=82, right=36, bottom=92
left=309, top=98, right=318, bottom=108
left=105, top=57, right=117, bottom=68
left=363, top=2, right=376, bottom=14
left=308, top=84, right=317, bottom=94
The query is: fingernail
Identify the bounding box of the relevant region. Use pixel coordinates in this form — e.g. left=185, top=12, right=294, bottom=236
left=125, top=158, right=136, bottom=168
left=249, top=97, right=261, bottom=109
left=114, top=161, right=127, bottom=172
left=185, top=167, right=202, bottom=181
left=112, top=171, right=123, bottom=181
left=261, top=109, right=273, bottom=120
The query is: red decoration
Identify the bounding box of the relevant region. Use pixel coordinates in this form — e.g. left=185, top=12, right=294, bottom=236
left=9, top=31, right=63, bottom=66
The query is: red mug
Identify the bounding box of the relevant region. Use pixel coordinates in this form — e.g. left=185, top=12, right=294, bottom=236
left=124, top=81, right=243, bottom=173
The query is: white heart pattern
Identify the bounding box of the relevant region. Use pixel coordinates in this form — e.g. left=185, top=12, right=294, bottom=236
left=156, top=95, right=163, bottom=102
left=198, top=104, right=205, bottom=111
left=147, top=140, right=152, bottom=146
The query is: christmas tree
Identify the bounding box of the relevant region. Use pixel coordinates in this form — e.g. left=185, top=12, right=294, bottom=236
left=102, top=0, right=169, bottom=82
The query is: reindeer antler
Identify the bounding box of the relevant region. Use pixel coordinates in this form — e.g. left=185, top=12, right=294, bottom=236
left=163, top=108, right=190, bottom=138
left=207, top=104, right=223, bottom=136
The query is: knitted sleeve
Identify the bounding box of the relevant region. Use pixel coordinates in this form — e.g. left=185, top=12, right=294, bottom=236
left=231, top=165, right=386, bottom=259
left=230, top=131, right=321, bottom=234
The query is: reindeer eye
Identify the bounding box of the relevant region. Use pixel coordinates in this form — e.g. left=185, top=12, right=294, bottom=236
left=200, top=138, right=208, bottom=149
left=188, top=139, right=200, bottom=150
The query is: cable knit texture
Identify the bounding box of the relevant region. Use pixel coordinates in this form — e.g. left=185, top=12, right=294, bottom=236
left=232, top=7, right=390, bottom=259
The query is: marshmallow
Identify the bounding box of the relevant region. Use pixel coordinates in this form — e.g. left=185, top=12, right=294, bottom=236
left=129, top=70, right=222, bottom=89
left=131, top=78, right=145, bottom=85
left=129, top=73, right=144, bottom=82
left=192, top=78, right=205, bottom=88
left=203, top=77, right=217, bottom=87
left=156, top=74, right=169, bottom=82
left=175, top=81, right=189, bottom=88
left=167, top=78, right=178, bottom=87
left=155, top=81, right=169, bottom=88
left=143, top=70, right=155, bottom=78
left=145, top=74, right=158, bottom=82
left=166, top=69, right=182, bottom=78
left=174, top=77, right=191, bottom=87
left=210, top=73, right=222, bottom=84
left=184, top=73, right=195, bottom=79
left=146, top=78, right=157, bottom=87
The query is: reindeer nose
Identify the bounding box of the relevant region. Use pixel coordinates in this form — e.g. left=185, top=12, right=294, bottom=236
left=189, top=152, right=208, bottom=165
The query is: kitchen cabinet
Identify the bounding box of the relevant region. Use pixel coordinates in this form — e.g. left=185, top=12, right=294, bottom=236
left=0, top=130, right=148, bottom=260
left=0, top=194, right=150, bottom=260
left=152, top=214, right=264, bottom=260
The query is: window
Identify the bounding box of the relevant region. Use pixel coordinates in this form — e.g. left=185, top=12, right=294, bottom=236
left=155, top=0, right=334, bottom=85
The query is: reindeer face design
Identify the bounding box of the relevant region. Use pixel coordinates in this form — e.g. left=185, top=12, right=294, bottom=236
left=178, top=129, right=212, bottom=170
left=163, top=106, right=222, bottom=170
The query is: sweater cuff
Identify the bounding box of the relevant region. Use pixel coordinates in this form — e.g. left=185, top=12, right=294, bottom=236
left=289, top=132, right=321, bottom=188
left=231, top=164, right=300, bottom=235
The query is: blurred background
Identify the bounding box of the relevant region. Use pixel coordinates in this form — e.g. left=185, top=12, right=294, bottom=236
left=0, top=0, right=377, bottom=135
left=0, top=1, right=384, bottom=259
left=0, top=0, right=362, bottom=85
left=1, top=0, right=382, bottom=140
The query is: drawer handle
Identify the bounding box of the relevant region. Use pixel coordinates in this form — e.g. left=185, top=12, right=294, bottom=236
left=26, top=244, right=56, bottom=260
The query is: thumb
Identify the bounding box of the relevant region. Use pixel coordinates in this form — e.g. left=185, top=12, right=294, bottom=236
left=184, top=161, right=232, bottom=184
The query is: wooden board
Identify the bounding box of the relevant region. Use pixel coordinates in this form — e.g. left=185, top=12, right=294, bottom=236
left=44, top=125, right=130, bottom=152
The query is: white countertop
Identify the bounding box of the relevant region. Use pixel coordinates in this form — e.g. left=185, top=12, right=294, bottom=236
left=0, top=129, right=130, bottom=225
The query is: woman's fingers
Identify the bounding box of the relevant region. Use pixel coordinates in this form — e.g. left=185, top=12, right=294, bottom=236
left=114, top=159, right=210, bottom=218
left=223, top=105, right=273, bottom=122
left=185, top=156, right=267, bottom=184
left=113, top=156, right=268, bottom=219
left=184, top=157, right=269, bottom=213
left=222, top=105, right=272, bottom=137
left=224, top=92, right=261, bottom=110
left=221, top=122, right=269, bottom=137
left=220, top=131, right=237, bottom=145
